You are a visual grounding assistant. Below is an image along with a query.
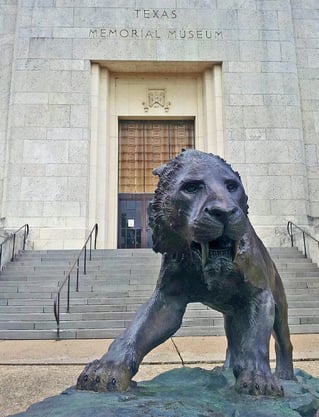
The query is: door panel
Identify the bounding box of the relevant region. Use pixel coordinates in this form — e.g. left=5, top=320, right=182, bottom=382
left=118, top=194, right=153, bottom=249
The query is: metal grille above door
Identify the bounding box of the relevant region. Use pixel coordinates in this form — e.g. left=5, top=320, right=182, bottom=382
left=118, top=120, right=195, bottom=193
left=118, top=120, right=195, bottom=248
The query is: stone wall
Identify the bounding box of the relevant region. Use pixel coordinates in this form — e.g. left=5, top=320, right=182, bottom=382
left=2, top=1, right=91, bottom=248
left=221, top=2, right=308, bottom=245
left=0, top=0, right=318, bottom=249
left=0, top=0, right=18, bottom=219
left=292, top=0, right=319, bottom=222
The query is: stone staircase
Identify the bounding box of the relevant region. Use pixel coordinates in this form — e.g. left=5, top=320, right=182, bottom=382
left=0, top=247, right=319, bottom=339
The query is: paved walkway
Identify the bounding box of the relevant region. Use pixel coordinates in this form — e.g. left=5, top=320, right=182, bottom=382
left=1, top=335, right=319, bottom=416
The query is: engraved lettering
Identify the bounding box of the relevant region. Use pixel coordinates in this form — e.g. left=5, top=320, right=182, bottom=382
left=88, top=28, right=222, bottom=40
left=153, top=9, right=160, bottom=18
left=145, top=30, right=153, bottom=39
left=166, top=29, right=214, bottom=40
left=120, top=29, right=129, bottom=38
left=89, top=29, right=98, bottom=38
left=134, top=9, right=178, bottom=19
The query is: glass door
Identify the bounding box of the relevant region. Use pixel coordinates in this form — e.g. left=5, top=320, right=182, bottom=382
left=118, top=194, right=153, bottom=249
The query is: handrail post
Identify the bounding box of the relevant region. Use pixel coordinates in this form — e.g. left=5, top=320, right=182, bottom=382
left=11, top=233, right=16, bottom=261
left=57, top=293, right=60, bottom=339
left=303, top=232, right=307, bottom=258
left=54, top=293, right=60, bottom=340
left=94, top=224, right=98, bottom=249
left=67, top=275, right=70, bottom=313
left=287, top=221, right=294, bottom=247
left=89, top=234, right=92, bottom=261
left=84, top=245, right=87, bottom=275
left=23, top=225, right=29, bottom=251
left=76, top=258, right=80, bottom=292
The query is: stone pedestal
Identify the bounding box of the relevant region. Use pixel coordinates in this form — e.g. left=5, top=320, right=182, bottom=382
left=11, top=368, right=319, bottom=417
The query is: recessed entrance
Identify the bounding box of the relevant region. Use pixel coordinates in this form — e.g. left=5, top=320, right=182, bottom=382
left=89, top=63, right=223, bottom=248
left=118, top=120, right=195, bottom=248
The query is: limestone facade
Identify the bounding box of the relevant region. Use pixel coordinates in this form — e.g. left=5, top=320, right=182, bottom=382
left=0, top=0, right=318, bottom=251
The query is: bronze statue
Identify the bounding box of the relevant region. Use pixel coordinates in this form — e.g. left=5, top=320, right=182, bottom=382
left=77, top=149, right=295, bottom=396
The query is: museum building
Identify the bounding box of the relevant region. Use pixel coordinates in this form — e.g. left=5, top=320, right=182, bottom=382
left=1, top=0, right=319, bottom=252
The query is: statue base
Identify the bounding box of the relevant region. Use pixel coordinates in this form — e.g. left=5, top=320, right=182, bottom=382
left=10, top=367, right=319, bottom=417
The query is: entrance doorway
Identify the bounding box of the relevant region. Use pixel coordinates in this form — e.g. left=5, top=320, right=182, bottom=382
left=118, top=120, right=195, bottom=248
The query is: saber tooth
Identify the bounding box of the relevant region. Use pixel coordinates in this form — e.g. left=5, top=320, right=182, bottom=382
left=200, top=242, right=209, bottom=268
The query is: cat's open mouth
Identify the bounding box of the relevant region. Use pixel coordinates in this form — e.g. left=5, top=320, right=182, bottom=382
left=191, top=237, right=237, bottom=269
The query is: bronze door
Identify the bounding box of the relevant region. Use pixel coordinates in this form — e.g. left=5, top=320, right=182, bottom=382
left=118, top=120, right=194, bottom=249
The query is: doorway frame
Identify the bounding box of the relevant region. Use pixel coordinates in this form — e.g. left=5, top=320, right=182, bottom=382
left=88, top=61, right=224, bottom=249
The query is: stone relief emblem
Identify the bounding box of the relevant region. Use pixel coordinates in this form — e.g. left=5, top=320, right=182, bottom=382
left=143, top=88, right=171, bottom=112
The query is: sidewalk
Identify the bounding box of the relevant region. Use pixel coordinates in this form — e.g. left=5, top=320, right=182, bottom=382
left=1, top=335, right=319, bottom=416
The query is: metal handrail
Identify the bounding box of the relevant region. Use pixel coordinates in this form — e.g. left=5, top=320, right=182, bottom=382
left=0, top=224, right=30, bottom=271
left=53, top=224, right=98, bottom=339
left=287, top=221, right=319, bottom=259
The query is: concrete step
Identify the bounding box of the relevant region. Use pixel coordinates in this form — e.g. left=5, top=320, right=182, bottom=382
left=2, top=272, right=318, bottom=284
left=285, top=288, right=319, bottom=295
left=175, top=326, right=225, bottom=337
left=0, top=330, right=66, bottom=340
left=268, top=247, right=304, bottom=254
left=0, top=305, right=46, bottom=313
left=2, top=306, right=318, bottom=325
left=288, top=300, right=319, bottom=308
left=2, top=297, right=149, bottom=307
left=289, top=324, right=319, bottom=334
left=281, top=274, right=319, bottom=280
left=1, top=321, right=319, bottom=339
left=283, top=281, right=319, bottom=289
left=275, top=264, right=319, bottom=271
left=3, top=280, right=319, bottom=296
left=1, top=315, right=314, bottom=331
left=279, top=270, right=319, bottom=277
left=0, top=246, right=319, bottom=339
